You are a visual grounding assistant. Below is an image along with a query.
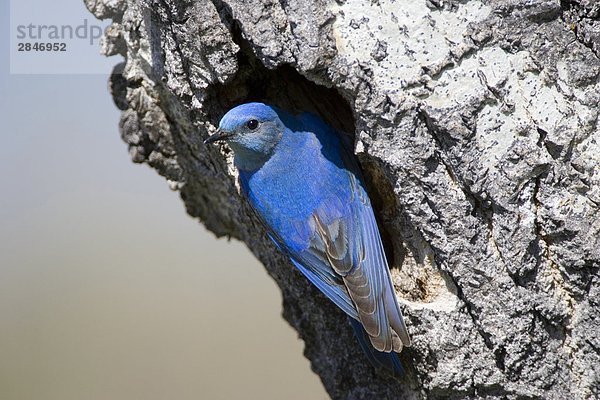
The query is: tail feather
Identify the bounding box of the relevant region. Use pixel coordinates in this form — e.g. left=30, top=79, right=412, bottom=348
left=349, top=318, right=405, bottom=377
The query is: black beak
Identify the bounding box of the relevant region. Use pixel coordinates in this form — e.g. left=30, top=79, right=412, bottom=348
left=204, top=129, right=234, bottom=144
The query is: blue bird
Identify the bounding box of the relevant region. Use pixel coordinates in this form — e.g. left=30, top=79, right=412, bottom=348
left=205, top=102, right=411, bottom=375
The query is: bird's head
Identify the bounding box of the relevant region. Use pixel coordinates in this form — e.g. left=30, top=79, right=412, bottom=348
left=205, top=102, right=285, bottom=169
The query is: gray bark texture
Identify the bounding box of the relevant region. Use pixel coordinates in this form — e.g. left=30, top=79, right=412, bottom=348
left=86, top=0, right=599, bottom=398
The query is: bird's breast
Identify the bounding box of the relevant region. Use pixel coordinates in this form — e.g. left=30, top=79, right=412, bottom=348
left=241, top=133, right=350, bottom=252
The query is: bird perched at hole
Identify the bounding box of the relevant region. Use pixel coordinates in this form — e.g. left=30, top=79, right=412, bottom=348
left=205, top=102, right=411, bottom=375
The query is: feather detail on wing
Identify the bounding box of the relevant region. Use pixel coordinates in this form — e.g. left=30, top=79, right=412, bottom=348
left=266, top=232, right=358, bottom=320
left=294, top=171, right=410, bottom=353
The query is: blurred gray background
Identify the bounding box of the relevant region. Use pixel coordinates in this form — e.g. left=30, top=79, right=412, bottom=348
left=1, top=1, right=327, bottom=398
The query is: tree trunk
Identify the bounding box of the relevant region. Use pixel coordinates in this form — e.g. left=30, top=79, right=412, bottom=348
left=86, top=0, right=599, bottom=398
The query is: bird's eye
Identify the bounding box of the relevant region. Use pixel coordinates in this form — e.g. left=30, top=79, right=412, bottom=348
left=246, top=119, right=259, bottom=130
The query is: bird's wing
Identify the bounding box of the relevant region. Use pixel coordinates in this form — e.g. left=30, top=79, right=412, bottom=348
left=267, top=180, right=410, bottom=352
left=292, top=113, right=410, bottom=352
left=294, top=171, right=409, bottom=352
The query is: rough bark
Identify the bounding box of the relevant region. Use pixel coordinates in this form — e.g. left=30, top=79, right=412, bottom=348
left=87, top=0, right=599, bottom=398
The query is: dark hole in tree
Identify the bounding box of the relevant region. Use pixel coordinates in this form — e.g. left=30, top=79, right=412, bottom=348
left=206, top=56, right=354, bottom=134
left=204, top=17, right=398, bottom=267
left=205, top=4, right=354, bottom=133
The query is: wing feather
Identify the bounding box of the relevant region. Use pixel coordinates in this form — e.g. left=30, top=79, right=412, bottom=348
left=294, top=172, right=409, bottom=352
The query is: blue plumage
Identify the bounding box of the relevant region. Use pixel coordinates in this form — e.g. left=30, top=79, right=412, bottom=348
left=205, top=102, right=411, bottom=375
